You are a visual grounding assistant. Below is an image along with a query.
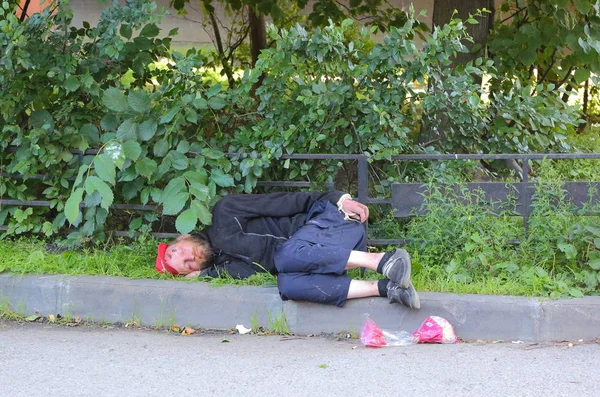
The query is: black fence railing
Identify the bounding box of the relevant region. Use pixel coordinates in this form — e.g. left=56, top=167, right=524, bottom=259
left=1, top=149, right=600, bottom=245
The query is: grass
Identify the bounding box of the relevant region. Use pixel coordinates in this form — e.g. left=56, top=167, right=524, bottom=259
left=267, top=310, right=290, bottom=335
left=0, top=236, right=572, bottom=297
left=0, top=238, right=158, bottom=279
left=0, top=237, right=277, bottom=287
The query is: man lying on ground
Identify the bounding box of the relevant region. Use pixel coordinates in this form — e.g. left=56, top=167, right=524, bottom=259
left=155, top=191, right=420, bottom=309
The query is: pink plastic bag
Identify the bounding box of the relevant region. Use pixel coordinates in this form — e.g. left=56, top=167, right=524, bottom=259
left=413, top=316, right=459, bottom=344
left=360, top=316, right=416, bottom=347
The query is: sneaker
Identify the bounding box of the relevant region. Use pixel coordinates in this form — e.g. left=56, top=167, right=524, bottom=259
left=380, top=248, right=412, bottom=288
left=387, top=281, right=420, bottom=309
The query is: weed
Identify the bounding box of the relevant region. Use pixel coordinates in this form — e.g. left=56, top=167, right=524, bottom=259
left=249, top=310, right=260, bottom=333
left=0, top=300, right=25, bottom=321
left=267, top=310, right=290, bottom=335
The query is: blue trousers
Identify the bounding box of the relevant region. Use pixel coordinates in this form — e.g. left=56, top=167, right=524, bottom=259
left=273, top=200, right=367, bottom=307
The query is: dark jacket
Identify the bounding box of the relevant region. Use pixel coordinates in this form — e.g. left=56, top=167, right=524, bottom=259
left=196, top=191, right=345, bottom=279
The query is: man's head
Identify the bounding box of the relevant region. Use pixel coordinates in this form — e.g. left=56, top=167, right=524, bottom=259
left=155, top=234, right=213, bottom=276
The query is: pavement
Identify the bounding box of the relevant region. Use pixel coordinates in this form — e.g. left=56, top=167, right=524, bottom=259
left=1, top=273, right=600, bottom=342
left=3, top=322, right=600, bottom=397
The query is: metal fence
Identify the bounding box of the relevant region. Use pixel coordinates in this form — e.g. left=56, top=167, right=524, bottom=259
left=2, top=149, right=600, bottom=244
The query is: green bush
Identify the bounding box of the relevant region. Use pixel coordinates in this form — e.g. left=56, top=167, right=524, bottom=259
left=401, top=163, right=600, bottom=298
left=0, top=1, right=586, bottom=243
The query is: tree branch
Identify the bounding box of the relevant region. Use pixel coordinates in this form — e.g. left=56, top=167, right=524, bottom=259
left=19, top=0, right=31, bottom=22
left=500, top=5, right=527, bottom=24
left=534, top=47, right=558, bottom=90
left=557, top=65, right=574, bottom=88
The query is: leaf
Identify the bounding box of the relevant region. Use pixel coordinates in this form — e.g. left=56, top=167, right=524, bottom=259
left=468, top=93, right=479, bottom=107
left=105, top=142, right=125, bottom=170
left=557, top=242, right=577, bottom=260
left=139, top=119, right=157, bottom=141
left=120, top=24, right=132, bottom=39
left=569, top=288, right=584, bottom=298
left=589, top=258, right=600, bottom=270
left=220, top=339, right=230, bottom=343
left=29, top=110, right=53, bottom=130
left=585, top=226, right=600, bottom=237
left=175, top=209, right=198, bottom=234
left=135, top=158, right=157, bottom=179
left=573, top=68, right=590, bottom=85
left=122, top=141, right=141, bottom=161
left=181, top=327, right=197, bottom=335
left=140, top=23, right=160, bottom=37
left=208, top=96, right=227, bottom=110
left=168, top=151, right=189, bottom=170
left=192, top=201, right=212, bottom=225
left=80, top=123, right=99, bottom=144
left=86, top=176, right=114, bottom=210
left=154, top=139, right=170, bottom=157
left=100, top=114, right=119, bottom=131
left=94, top=154, right=116, bottom=184
left=193, top=97, right=208, bottom=109
left=25, top=315, right=40, bottom=322
left=103, top=87, right=129, bottom=112
left=128, top=89, right=151, bottom=113
left=184, top=170, right=208, bottom=185
left=160, top=106, right=180, bottom=124
left=185, top=108, right=198, bottom=123
left=129, top=217, right=143, bottom=230
left=176, top=140, right=190, bottom=154
left=65, top=187, right=84, bottom=224
left=162, top=192, right=189, bottom=216
left=344, top=134, right=353, bottom=147
left=211, top=169, right=235, bottom=187
left=116, top=119, right=138, bottom=141
left=64, top=76, right=80, bottom=93
left=163, top=177, right=186, bottom=198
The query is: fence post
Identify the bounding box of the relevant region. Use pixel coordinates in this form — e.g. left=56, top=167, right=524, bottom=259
left=357, top=156, right=368, bottom=204
left=522, top=157, right=531, bottom=235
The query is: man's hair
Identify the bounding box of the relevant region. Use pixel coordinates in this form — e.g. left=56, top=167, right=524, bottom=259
left=169, top=233, right=214, bottom=269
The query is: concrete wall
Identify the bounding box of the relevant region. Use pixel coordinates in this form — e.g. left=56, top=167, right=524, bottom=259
left=66, top=0, right=438, bottom=48
left=22, top=1, right=506, bottom=49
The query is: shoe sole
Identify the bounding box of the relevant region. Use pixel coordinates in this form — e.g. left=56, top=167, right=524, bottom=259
left=403, top=284, right=420, bottom=310
left=383, top=248, right=412, bottom=288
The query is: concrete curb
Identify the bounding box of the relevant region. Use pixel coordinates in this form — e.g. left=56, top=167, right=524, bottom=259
left=2, top=273, right=600, bottom=342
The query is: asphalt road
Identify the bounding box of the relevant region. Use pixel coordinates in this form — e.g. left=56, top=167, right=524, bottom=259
left=1, top=321, right=599, bottom=397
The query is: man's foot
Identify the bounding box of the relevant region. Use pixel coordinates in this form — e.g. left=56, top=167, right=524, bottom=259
left=380, top=248, right=411, bottom=288
left=387, top=281, right=420, bottom=309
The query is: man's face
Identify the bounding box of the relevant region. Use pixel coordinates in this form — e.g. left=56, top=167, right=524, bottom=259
left=164, top=239, right=205, bottom=275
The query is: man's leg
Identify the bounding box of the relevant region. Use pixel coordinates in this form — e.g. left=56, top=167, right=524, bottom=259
left=347, top=279, right=420, bottom=309
left=277, top=274, right=419, bottom=309
left=275, top=200, right=418, bottom=308
left=346, top=249, right=413, bottom=289
left=276, top=240, right=413, bottom=290
left=276, top=273, right=383, bottom=307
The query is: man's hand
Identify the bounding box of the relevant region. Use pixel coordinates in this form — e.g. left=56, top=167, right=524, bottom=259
left=341, top=199, right=369, bottom=223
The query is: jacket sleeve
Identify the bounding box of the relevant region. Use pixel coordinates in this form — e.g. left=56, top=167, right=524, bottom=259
left=207, top=191, right=347, bottom=268
left=198, top=261, right=262, bottom=279
left=212, top=190, right=345, bottom=221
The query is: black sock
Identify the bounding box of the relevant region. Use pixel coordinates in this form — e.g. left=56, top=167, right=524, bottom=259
left=376, top=251, right=394, bottom=273
left=377, top=279, right=389, bottom=297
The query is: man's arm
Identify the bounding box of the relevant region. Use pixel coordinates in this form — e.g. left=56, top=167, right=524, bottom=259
left=185, top=261, right=263, bottom=279
left=212, top=191, right=346, bottom=220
